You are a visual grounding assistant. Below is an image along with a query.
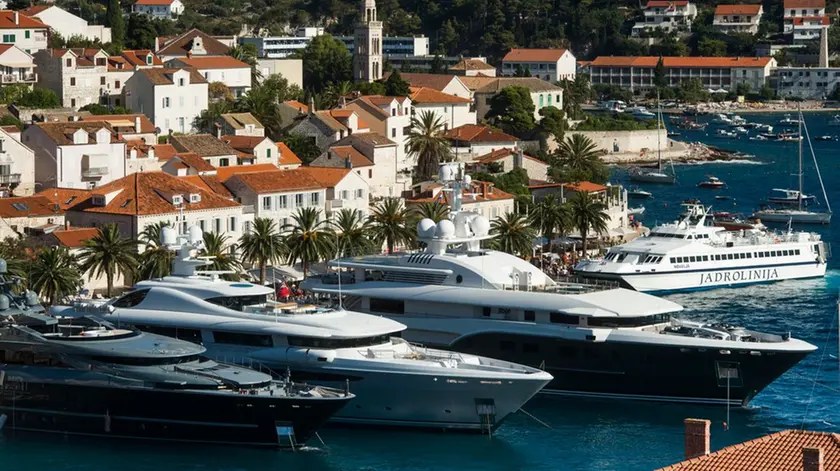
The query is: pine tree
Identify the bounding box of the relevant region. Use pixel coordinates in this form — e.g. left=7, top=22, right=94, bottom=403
left=106, top=0, right=125, bottom=48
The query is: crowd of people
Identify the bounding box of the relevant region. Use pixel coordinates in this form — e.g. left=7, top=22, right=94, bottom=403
left=529, top=252, right=577, bottom=279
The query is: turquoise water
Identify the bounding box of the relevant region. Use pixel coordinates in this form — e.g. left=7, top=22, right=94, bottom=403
left=4, top=112, right=840, bottom=471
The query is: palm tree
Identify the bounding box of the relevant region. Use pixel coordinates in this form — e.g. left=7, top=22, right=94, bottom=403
left=29, top=247, right=81, bottom=306
left=324, top=81, right=354, bottom=108
left=331, top=208, right=374, bottom=257
left=551, top=133, right=608, bottom=184
left=407, top=110, right=451, bottom=182
left=201, top=232, right=242, bottom=280
left=568, top=191, right=610, bottom=256
left=284, top=207, right=333, bottom=279
left=369, top=198, right=414, bottom=254
left=227, top=44, right=262, bottom=83
left=136, top=222, right=173, bottom=280
left=78, top=224, right=137, bottom=297
left=411, top=201, right=450, bottom=223
left=529, top=194, right=570, bottom=253
left=490, top=212, right=536, bottom=257
left=239, top=217, right=286, bottom=284
left=236, top=86, right=281, bottom=137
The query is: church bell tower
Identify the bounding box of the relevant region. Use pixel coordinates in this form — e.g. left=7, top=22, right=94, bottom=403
left=354, top=0, right=383, bottom=82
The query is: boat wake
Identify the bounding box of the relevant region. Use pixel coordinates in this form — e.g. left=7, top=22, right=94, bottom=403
left=681, top=159, right=765, bottom=166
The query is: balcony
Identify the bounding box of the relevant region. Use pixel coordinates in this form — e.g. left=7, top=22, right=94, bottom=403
left=0, top=173, right=21, bottom=185
left=326, top=199, right=344, bottom=211
left=82, top=167, right=109, bottom=178
left=1, top=73, right=36, bottom=84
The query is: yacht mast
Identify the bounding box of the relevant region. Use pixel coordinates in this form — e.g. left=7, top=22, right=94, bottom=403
left=798, top=104, right=803, bottom=212
left=657, top=91, right=662, bottom=172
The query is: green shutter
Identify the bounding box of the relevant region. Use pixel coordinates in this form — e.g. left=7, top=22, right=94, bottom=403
left=25, top=31, right=30, bottom=39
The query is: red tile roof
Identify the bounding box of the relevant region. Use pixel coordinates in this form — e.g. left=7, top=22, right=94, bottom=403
left=173, top=152, right=214, bottom=172
left=80, top=114, right=156, bottom=134
left=299, top=167, right=353, bottom=188
left=174, top=56, right=251, bottom=69
left=473, top=148, right=546, bottom=165
left=20, top=5, right=52, bottom=16
left=181, top=174, right=234, bottom=199
left=284, top=100, right=309, bottom=113
left=450, top=58, right=495, bottom=71
left=214, top=163, right=280, bottom=182
left=562, top=181, right=608, bottom=193
left=590, top=56, right=774, bottom=68
left=35, top=188, right=91, bottom=211
left=34, top=121, right=122, bottom=145
left=157, top=29, right=230, bottom=57
left=51, top=228, right=100, bottom=248
left=227, top=169, right=323, bottom=193
left=409, top=87, right=472, bottom=104
left=126, top=141, right=177, bottom=160
left=395, top=73, right=460, bottom=92
left=655, top=429, right=840, bottom=471
left=784, top=0, right=825, bottom=9
left=277, top=142, right=302, bottom=166
left=646, top=0, right=689, bottom=7
left=220, top=135, right=270, bottom=152
left=120, top=49, right=163, bottom=67
left=324, top=145, right=374, bottom=167
left=71, top=172, right=240, bottom=216
left=443, top=124, right=519, bottom=143
left=502, top=49, right=569, bottom=63
left=792, top=15, right=830, bottom=24
left=714, top=4, right=762, bottom=15
left=0, top=10, right=47, bottom=29
left=0, top=196, right=60, bottom=218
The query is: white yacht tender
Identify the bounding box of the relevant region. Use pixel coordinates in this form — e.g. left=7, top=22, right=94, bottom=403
left=576, top=202, right=827, bottom=292
left=302, top=163, right=817, bottom=407
left=53, top=227, right=551, bottom=433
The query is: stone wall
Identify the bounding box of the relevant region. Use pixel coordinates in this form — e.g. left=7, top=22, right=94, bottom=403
left=547, top=129, right=668, bottom=154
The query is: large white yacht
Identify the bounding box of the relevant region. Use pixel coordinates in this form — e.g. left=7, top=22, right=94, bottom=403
left=302, top=164, right=817, bottom=407
left=53, top=226, right=551, bottom=433
left=575, top=203, right=828, bottom=292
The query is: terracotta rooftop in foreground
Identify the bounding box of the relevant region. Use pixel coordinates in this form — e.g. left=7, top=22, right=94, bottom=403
left=50, top=228, right=100, bottom=249
left=783, top=0, right=825, bottom=9
left=714, top=4, right=762, bottom=15
left=299, top=167, right=353, bottom=188
left=0, top=196, right=60, bottom=218
left=35, top=188, right=91, bottom=211
left=277, top=142, right=302, bottom=166
left=450, top=58, right=495, bottom=71
left=174, top=56, right=251, bottom=69
left=0, top=10, right=47, bottom=29
left=502, top=48, right=568, bottom=63
left=443, top=124, right=519, bottom=143
left=655, top=429, right=840, bottom=471
left=227, top=169, right=323, bottom=193
left=410, top=87, right=472, bottom=104
left=214, top=163, right=279, bottom=182
left=562, top=181, right=609, bottom=193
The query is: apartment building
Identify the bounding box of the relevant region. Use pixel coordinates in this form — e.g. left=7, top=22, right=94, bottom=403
left=631, top=0, right=698, bottom=37
left=409, top=87, right=475, bottom=131
left=166, top=56, right=252, bottom=97
left=22, top=5, right=111, bottom=43
left=0, top=11, right=48, bottom=54
left=0, top=44, right=36, bottom=87
left=713, top=4, right=763, bottom=35
left=132, top=0, right=185, bottom=20
left=0, top=125, right=35, bottom=196
left=588, top=56, right=777, bottom=92
left=239, top=27, right=429, bottom=59
left=775, top=67, right=840, bottom=99
left=783, top=0, right=830, bottom=46
left=155, top=29, right=231, bottom=61
left=501, top=48, right=577, bottom=82
left=123, top=68, right=209, bottom=135
left=472, top=77, right=563, bottom=122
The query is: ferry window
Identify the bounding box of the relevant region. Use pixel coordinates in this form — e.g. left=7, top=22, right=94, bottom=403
left=112, top=289, right=150, bottom=308
left=206, top=295, right=269, bottom=312
left=765, top=251, right=771, bottom=257
left=702, top=256, right=709, bottom=261
left=500, top=340, right=515, bottom=351
left=727, top=254, right=734, bottom=260
left=690, top=256, right=696, bottom=262
left=669, top=257, right=675, bottom=263
left=524, top=310, right=535, bottom=322
left=783, top=250, right=789, bottom=256
left=617, top=254, right=627, bottom=262
left=370, top=298, right=405, bottom=315
left=288, top=333, right=393, bottom=349
left=212, top=331, right=273, bottom=347
left=482, top=306, right=491, bottom=317
left=715, top=255, right=721, bottom=261
left=795, top=249, right=801, bottom=255
left=758, top=252, right=764, bottom=258
left=523, top=343, right=540, bottom=353
left=133, top=324, right=202, bottom=343
left=747, top=253, right=752, bottom=258
left=550, top=312, right=578, bottom=325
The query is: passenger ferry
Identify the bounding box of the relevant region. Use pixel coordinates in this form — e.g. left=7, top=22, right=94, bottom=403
left=575, top=203, right=828, bottom=293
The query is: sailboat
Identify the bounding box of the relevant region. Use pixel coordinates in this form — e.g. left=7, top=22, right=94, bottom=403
left=629, top=93, right=675, bottom=184
left=753, top=110, right=832, bottom=225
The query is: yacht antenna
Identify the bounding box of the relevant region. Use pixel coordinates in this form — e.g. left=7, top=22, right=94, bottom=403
left=799, top=110, right=831, bottom=215
left=336, top=240, right=343, bottom=310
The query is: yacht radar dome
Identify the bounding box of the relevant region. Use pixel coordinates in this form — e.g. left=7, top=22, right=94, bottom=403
left=0, top=294, right=9, bottom=311
left=471, top=215, right=490, bottom=237
left=417, top=218, right=437, bottom=238
left=437, top=219, right=455, bottom=239
left=160, top=226, right=177, bottom=246
left=188, top=225, right=204, bottom=246
left=0, top=258, right=7, bottom=274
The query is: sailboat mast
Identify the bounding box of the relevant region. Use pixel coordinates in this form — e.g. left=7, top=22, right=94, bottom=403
left=798, top=106, right=803, bottom=212
left=657, top=91, right=662, bottom=172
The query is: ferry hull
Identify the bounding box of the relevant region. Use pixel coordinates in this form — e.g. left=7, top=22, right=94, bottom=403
left=443, top=334, right=811, bottom=407
left=578, top=261, right=826, bottom=293
left=252, top=363, right=550, bottom=433
left=0, top=367, right=347, bottom=447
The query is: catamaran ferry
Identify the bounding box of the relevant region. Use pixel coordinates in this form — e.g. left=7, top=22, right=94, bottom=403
left=575, top=203, right=828, bottom=293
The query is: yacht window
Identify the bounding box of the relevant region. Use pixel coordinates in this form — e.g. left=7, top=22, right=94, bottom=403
left=704, top=234, right=709, bottom=239
left=523, top=343, right=539, bottom=353
left=212, top=331, right=273, bottom=347
left=669, top=257, right=675, bottom=263
left=205, top=295, right=269, bottom=312
left=90, top=354, right=201, bottom=366
left=112, top=289, right=150, bottom=308
left=714, top=255, right=721, bottom=261
left=690, top=256, right=696, bottom=262
left=588, top=313, right=671, bottom=328
left=133, top=324, right=202, bottom=343
left=370, top=298, right=405, bottom=315
left=765, top=251, right=770, bottom=257
left=550, top=312, right=578, bottom=325
left=524, top=310, right=535, bottom=322
left=758, top=252, right=764, bottom=258
left=727, top=254, right=734, bottom=260
left=288, top=333, right=394, bottom=349
left=747, top=253, right=752, bottom=258
left=482, top=307, right=491, bottom=317
left=795, top=249, right=801, bottom=255
left=500, top=340, right=515, bottom=351
left=616, top=254, right=627, bottom=262
left=783, top=250, right=789, bottom=256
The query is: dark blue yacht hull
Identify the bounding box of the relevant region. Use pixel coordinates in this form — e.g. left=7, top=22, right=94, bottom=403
left=449, top=334, right=811, bottom=406
left=0, top=366, right=349, bottom=447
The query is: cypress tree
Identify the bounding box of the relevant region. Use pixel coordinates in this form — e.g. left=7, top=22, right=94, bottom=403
left=106, top=0, right=125, bottom=47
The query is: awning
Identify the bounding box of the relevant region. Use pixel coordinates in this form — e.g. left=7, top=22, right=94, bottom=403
left=247, top=263, right=330, bottom=283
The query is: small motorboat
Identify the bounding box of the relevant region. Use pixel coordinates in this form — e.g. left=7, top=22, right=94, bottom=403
left=715, top=195, right=731, bottom=200
left=698, top=176, right=725, bottom=189
left=732, top=126, right=749, bottom=134
left=815, top=135, right=835, bottom=141
left=628, top=188, right=653, bottom=198
left=667, top=131, right=681, bottom=137
left=713, top=214, right=766, bottom=232
left=630, top=106, right=656, bottom=119
left=749, top=135, right=769, bottom=141
left=628, top=205, right=646, bottom=216
left=754, top=123, right=773, bottom=132
left=779, top=114, right=800, bottom=125
left=710, top=113, right=733, bottom=125
left=778, top=133, right=802, bottom=142
left=715, top=129, right=738, bottom=139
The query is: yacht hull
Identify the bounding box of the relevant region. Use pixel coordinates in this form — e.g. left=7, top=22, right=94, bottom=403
left=629, top=172, right=675, bottom=184
left=249, top=363, right=549, bottom=432
left=436, top=334, right=810, bottom=407
left=577, top=261, right=826, bottom=293
left=0, top=367, right=347, bottom=447
left=752, top=211, right=831, bottom=224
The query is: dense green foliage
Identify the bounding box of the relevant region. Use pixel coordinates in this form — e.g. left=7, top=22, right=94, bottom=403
left=486, top=86, right=535, bottom=137
left=574, top=114, right=658, bottom=132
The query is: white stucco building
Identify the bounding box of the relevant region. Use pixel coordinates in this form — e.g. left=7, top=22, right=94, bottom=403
left=0, top=44, right=36, bottom=87
left=299, top=167, right=370, bottom=222
left=0, top=11, right=49, bottom=54
left=25, top=121, right=127, bottom=190
left=443, top=124, right=520, bottom=161
left=312, top=132, right=407, bottom=198
left=632, top=0, right=698, bottom=37
left=345, top=95, right=412, bottom=172
left=783, top=0, right=829, bottom=46
left=0, top=125, right=36, bottom=196
left=124, top=68, right=209, bottom=135
left=22, top=5, right=111, bottom=43
left=289, top=109, right=370, bottom=150
left=713, top=4, right=763, bottom=35
left=409, top=87, right=476, bottom=132
left=133, top=0, right=185, bottom=20
left=408, top=180, right=515, bottom=221
left=775, top=67, right=840, bottom=99
left=167, top=56, right=252, bottom=97
left=501, top=48, right=577, bottom=82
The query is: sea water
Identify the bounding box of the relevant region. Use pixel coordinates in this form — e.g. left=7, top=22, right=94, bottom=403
left=3, top=112, right=840, bottom=471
